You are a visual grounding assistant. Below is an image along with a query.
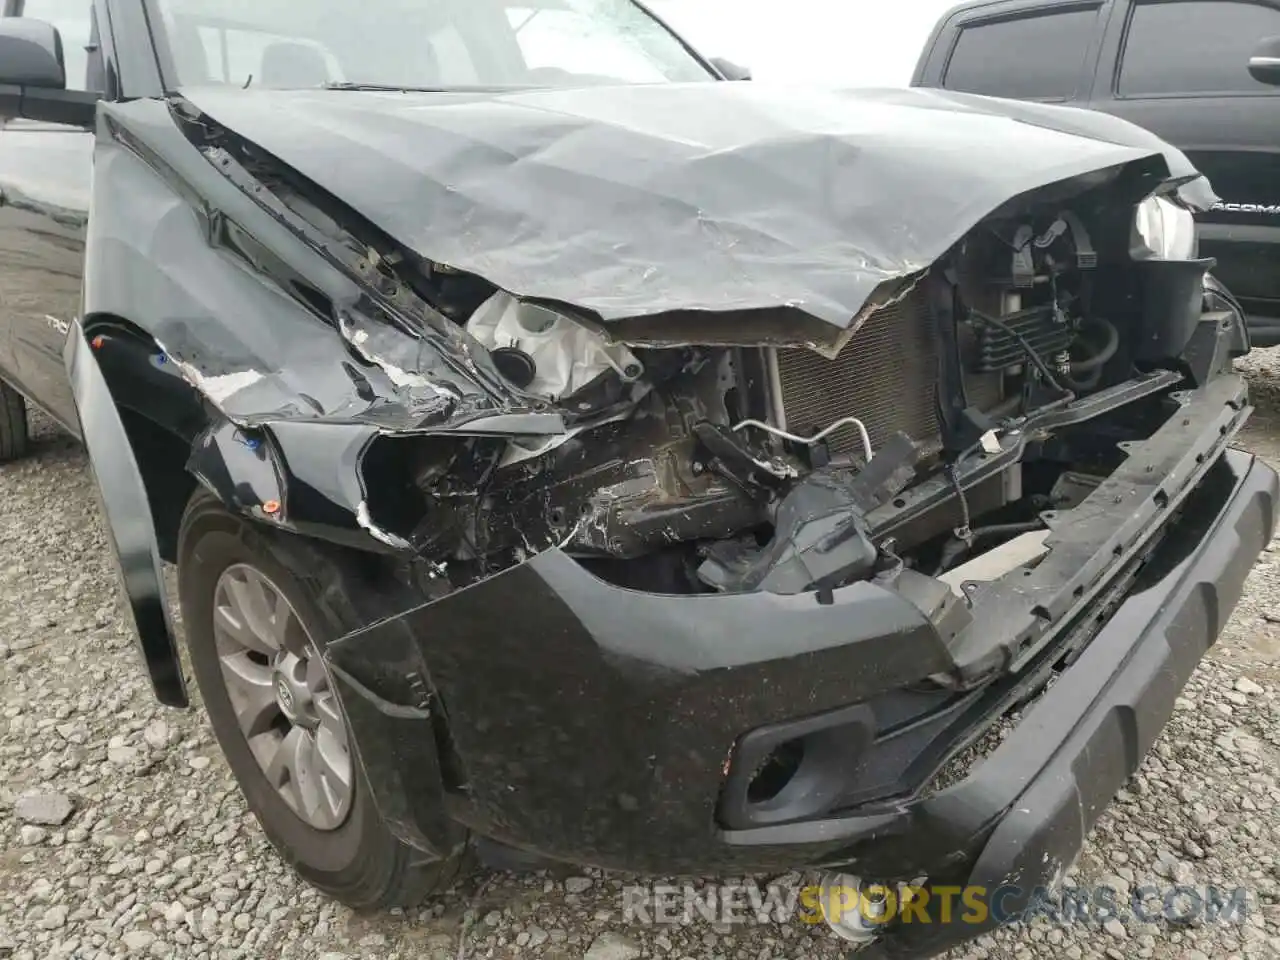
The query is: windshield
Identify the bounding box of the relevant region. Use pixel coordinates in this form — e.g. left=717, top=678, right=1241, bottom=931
left=151, top=0, right=715, bottom=89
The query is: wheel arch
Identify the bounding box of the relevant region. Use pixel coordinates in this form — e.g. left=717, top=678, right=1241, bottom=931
left=66, top=316, right=189, bottom=707
left=73, top=315, right=472, bottom=864
left=81, top=312, right=206, bottom=564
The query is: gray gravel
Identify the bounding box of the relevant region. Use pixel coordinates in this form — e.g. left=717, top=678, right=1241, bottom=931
left=3, top=354, right=1280, bottom=959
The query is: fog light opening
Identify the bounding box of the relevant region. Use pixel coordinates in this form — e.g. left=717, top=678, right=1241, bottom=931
left=746, top=738, right=805, bottom=803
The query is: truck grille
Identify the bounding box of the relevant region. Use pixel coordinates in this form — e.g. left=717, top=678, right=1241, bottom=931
left=772, top=289, right=999, bottom=460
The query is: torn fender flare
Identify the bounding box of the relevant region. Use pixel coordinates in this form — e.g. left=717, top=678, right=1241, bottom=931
left=187, top=416, right=286, bottom=524
left=65, top=320, right=187, bottom=707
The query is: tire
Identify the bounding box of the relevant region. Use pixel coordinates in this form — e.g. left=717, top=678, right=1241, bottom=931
left=177, top=489, right=467, bottom=909
left=0, top=380, right=29, bottom=463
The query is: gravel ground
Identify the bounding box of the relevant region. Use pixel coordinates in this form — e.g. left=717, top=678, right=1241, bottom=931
left=3, top=357, right=1280, bottom=960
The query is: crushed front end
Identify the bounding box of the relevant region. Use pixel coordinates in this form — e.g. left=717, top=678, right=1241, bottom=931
left=134, top=85, right=1277, bottom=958
left=315, top=161, right=1272, bottom=956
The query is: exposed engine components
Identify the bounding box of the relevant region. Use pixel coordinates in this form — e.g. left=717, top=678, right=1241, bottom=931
left=316, top=159, right=1219, bottom=615
left=698, top=433, right=921, bottom=594
left=1062, top=316, right=1120, bottom=390
left=934, top=208, right=1111, bottom=429
left=1004, top=211, right=1097, bottom=286
left=733, top=416, right=874, bottom=465
left=969, top=300, right=1074, bottom=375
left=467, top=291, right=643, bottom=401
left=489, top=346, right=537, bottom=388
left=768, top=289, right=956, bottom=464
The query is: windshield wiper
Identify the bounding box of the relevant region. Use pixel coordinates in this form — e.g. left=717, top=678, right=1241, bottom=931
left=320, top=82, right=535, bottom=93
left=321, top=82, right=451, bottom=92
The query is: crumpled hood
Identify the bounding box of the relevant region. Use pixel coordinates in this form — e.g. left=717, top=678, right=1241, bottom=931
left=181, top=82, right=1210, bottom=331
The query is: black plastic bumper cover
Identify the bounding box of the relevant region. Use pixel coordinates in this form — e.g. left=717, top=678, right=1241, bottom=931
left=320, top=392, right=1274, bottom=960
left=854, top=447, right=1277, bottom=957
left=329, top=441, right=1274, bottom=910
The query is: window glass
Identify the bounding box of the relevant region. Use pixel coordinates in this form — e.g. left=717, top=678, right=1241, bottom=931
left=154, top=0, right=714, bottom=89
left=17, top=0, right=92, bottom=90
left=1119, top=0, right=1280, bottom=96
left=426, top=26, right=482, bottom=85
left=507, top=5, right=672, bottom=82
left=944, top=7, right=1099, bottom=100
left=196, top=26, right=345, bottom=86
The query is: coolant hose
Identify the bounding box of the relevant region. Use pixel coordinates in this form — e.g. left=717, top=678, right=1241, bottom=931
left=1069, top=317, right=1119, bottom=375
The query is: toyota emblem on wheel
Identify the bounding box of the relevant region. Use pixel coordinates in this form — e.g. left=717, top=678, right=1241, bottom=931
left=275, top=677, right=294, bottom=714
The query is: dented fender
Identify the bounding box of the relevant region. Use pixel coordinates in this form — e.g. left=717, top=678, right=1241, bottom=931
left=64, top=321, right=186, bottom=707
left=76, top=97, right=574, bottom=558
left=187, top=417, right=405, bottom=553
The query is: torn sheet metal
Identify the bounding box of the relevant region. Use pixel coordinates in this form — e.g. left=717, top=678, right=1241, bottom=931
left=187, top=413, right=425, bottom=553
left=180, top=82, right=1213, bottom=337
left=186, top=417, right=286, bottom=521
left=85, top=100, right=565, bottom=556
left=89, top=99, right=559, bottom=438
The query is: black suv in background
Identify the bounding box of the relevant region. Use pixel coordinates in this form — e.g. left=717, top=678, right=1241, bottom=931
left=913, top=0, right=1280, bottom=345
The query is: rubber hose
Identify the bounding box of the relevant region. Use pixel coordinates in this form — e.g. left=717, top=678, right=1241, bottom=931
left=1070, top=318, right=1119, bottom=375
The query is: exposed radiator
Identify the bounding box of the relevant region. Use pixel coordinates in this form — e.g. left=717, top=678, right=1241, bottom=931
left=771, top=288, right=1000, bottom=460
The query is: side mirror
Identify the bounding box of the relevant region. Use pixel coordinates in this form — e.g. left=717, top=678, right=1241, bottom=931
left=1248, top=36, right=1280, bottom=85
left=0, top=17, right=66, bottom=88
left=0, top=18, right=99, bottom=126
left=709, top=57, right=752, bottom=81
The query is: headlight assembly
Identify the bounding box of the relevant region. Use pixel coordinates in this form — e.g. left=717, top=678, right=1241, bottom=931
left=1135, top=195, right=1197, bottom=260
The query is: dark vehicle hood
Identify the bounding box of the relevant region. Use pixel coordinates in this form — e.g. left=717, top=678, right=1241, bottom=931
left=181, top=83, right=1211, bottom=333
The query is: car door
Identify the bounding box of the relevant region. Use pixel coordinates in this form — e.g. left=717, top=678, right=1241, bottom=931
left=1087, top=0, right=1280, bottom=344
left=912, top=0, right=1113, bottom=106
left=0, top=0, right=97, bottom=433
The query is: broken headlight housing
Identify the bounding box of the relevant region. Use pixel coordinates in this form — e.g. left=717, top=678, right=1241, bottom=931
left=466, top=291, right=644, bottom=402
left=1135, top=195, right=1197, bottom=260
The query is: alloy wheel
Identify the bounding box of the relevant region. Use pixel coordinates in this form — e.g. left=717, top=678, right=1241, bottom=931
left=211, top=563, right=353, bottom=831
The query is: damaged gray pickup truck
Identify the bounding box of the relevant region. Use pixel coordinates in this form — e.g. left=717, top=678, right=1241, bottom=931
left=0, top=1, right=1275, bottom=955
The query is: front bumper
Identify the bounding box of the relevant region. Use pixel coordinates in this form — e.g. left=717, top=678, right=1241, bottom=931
left=327, top=383, right=1275, bottom=955
left=765, top=446, right=1276, bottom=957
